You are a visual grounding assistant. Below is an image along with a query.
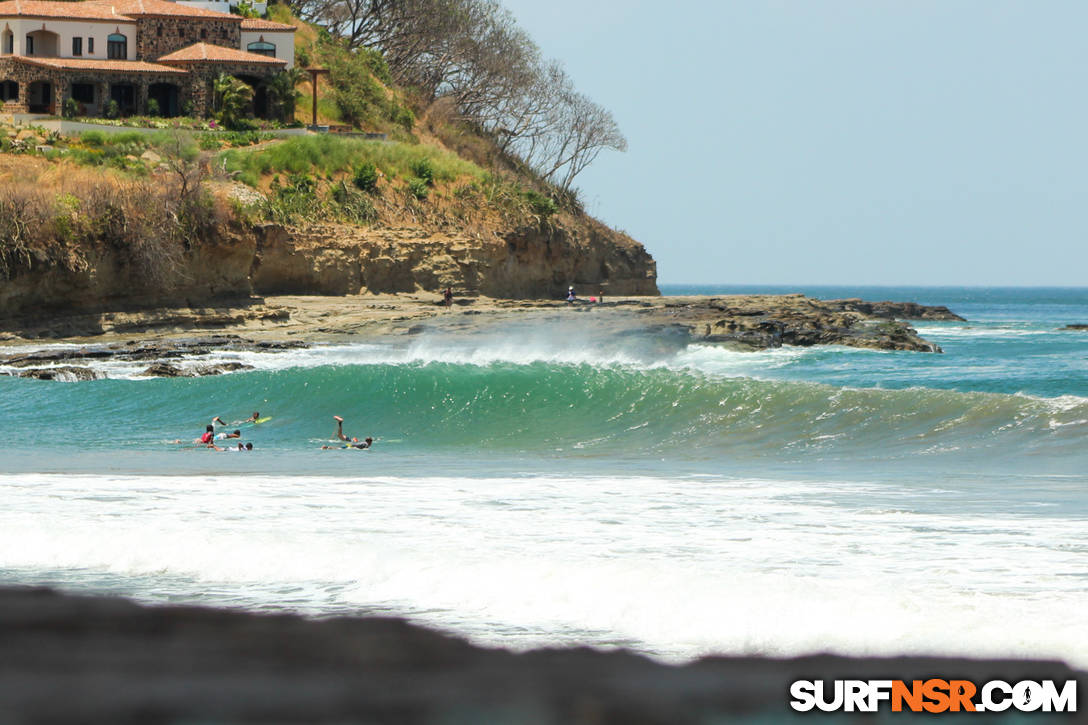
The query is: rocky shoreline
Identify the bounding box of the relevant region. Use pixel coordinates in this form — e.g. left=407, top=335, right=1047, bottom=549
left=0, top=586, right=1081, bottom=724
left=0, top=294, right=963, bottom=379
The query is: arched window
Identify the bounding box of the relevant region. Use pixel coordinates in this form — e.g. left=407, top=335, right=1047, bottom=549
left=0, top=80, right=18, bottom=102
left=246, top=41, right=275, bottom=58
left=107, top=33, right=127, bottom=59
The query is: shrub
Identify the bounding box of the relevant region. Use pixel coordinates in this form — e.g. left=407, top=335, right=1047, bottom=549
left=390, top=105, right=415, bottom=132
left=525, top=190, right=558, bottom=218
left=223, top=130, right=259, bottom=146
left=330, top=180, right=376, bottom=223
left=104, top=99, right=120, bottom=119
left=410, top=158, right=435, bottom=186
left=146, top=98, right=160, bottom=117
left=81, top=130, right=107, bottom=147
left=262, top=172, right=323, bottom=222
left=198, top=134, right=222, bottom=151
left=62, top=98, right=79, bottom=119
left=407, top=177, right=428, bottom=200
left=352, top=161, right=378, bottom=192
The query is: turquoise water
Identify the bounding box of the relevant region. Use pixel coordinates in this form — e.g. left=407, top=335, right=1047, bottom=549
left=0, top=286, right=1086, bottom=664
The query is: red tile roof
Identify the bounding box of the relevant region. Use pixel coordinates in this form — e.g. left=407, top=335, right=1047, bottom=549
left=240, top=17, right=296, bottom=32
left=158, top=41, right=285, bottom=64
left=0, top=0, right=133, bottom=21
left=14, top=56, right=187, bottom=73
left=86, top=0, right=242, bottom=20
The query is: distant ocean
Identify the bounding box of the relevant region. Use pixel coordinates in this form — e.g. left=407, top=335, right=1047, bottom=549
left=1, top=285, right=1086, bottom=665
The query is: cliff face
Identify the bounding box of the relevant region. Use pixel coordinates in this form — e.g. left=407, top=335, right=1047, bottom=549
left=252, top=217, right=657, bottom=299
left=0, top=217, right=658, bottom=319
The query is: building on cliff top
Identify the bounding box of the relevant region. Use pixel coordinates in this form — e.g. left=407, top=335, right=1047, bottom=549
left=0, top=0, right=294, bottom=118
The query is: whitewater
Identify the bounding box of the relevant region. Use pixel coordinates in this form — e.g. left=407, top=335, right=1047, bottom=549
left=1, top=285, right=1086, bottom=667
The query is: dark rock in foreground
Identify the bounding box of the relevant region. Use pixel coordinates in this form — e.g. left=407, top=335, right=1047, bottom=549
left=16, top=365, right=101, bottom=381
left=0, top=587, right=1081, bottom=724
left=0, top=337, right=292, bottom=380
left=1061, top=324, right=1088, bottom=331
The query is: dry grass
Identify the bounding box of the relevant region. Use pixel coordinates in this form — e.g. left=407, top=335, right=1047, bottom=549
left=0, top=157, right=223, bottom=284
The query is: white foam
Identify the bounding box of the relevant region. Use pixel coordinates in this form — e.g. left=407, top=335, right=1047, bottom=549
left=1, top=472, right=1085, bottom=667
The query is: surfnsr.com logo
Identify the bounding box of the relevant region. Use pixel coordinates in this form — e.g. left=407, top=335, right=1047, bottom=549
left=790, top=679, right=1077, bottom=713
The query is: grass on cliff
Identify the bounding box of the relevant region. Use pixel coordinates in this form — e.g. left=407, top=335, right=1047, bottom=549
left=221, top=135, right=484, bottom=188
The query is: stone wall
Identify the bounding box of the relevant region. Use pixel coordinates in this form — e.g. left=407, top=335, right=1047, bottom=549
left=174, top=60, right=282, bottom=117
left=136, top=16, right=240, bottom=60
left=0, top=58, right=192, bottom=116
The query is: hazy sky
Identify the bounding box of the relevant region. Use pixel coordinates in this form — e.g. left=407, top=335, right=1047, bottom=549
left=499, top=1, right=1087, bottom=286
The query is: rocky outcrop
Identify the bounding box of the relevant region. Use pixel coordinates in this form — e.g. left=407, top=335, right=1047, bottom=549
left=1060, top=324, right=1088, bottom=331
left=653, top=295, right=948, bottom=352
left=825, top=298, right=966, bottom=321
left=0, top=586, right=1081, bottom=724
left=0, top=337, right=302, bottom=379
left=0, top=216, right=658, bottom=321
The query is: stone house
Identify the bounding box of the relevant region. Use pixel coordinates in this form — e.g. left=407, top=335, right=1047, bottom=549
left=0, top=0, right=295, bottom=118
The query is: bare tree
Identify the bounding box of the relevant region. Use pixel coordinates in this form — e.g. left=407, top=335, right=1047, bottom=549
left=293, top=0, right=627, bottom=189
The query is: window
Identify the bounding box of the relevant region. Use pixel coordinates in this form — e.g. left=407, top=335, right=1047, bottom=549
left=71, top=83, right=94, bottom=103
left=107, top=33, right=126, bottom=59
left=247, top=41, right=276, bottom=58
left=2, top=33, right=12, bottom=55
left=25, top=35, right=34, bottom=55
left=157, top=25, right=163, bottom=38
left=200, top=28, right=207, bottom=40
left=0, top=80, right=17, bottom=102
left=72, top=37, right=82, bottom=56
left=88, top=37, right=93, bottom=54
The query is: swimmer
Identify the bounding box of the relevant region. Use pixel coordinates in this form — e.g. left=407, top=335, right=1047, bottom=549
left=212, top=416, right=227, bottom=427
left=244, top=411, right=260, bottom=424
left=216, top=429, right=242, bottom=441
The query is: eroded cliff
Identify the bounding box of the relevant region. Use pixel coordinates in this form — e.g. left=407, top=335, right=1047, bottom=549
left=0, top=215, right=658, bottom=320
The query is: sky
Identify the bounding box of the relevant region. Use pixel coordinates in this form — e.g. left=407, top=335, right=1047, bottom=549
left=498, top=1, right=1088, bottom=286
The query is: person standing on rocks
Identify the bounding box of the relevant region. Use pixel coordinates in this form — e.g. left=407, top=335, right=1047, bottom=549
left=567, top=286, right=576, bottom=304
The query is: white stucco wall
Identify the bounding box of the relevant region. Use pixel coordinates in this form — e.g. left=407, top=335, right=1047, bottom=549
left=0, top=18, right=138, bottom=60
left=240, top=29, right=293, bottom=68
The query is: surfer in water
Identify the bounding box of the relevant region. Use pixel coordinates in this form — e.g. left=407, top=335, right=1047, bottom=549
left=216, top=429, right=242, bottom=441
left=243, top=411, right=260, bottom=424
left=322, top=437, right=373, bottom=451
left=210, top=442, right=254, bottom=452
left=325, top=416, right=373, bottom=449
left=172, top=424, right=216, bottom=446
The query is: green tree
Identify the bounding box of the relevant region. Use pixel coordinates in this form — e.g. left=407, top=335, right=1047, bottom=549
left=267, top=67, right=304, bottom=122
left=214, top=74, right=254, bottom=130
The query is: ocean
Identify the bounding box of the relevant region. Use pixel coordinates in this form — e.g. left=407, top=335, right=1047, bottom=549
left=1, top=285, right=1086, bottom=666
